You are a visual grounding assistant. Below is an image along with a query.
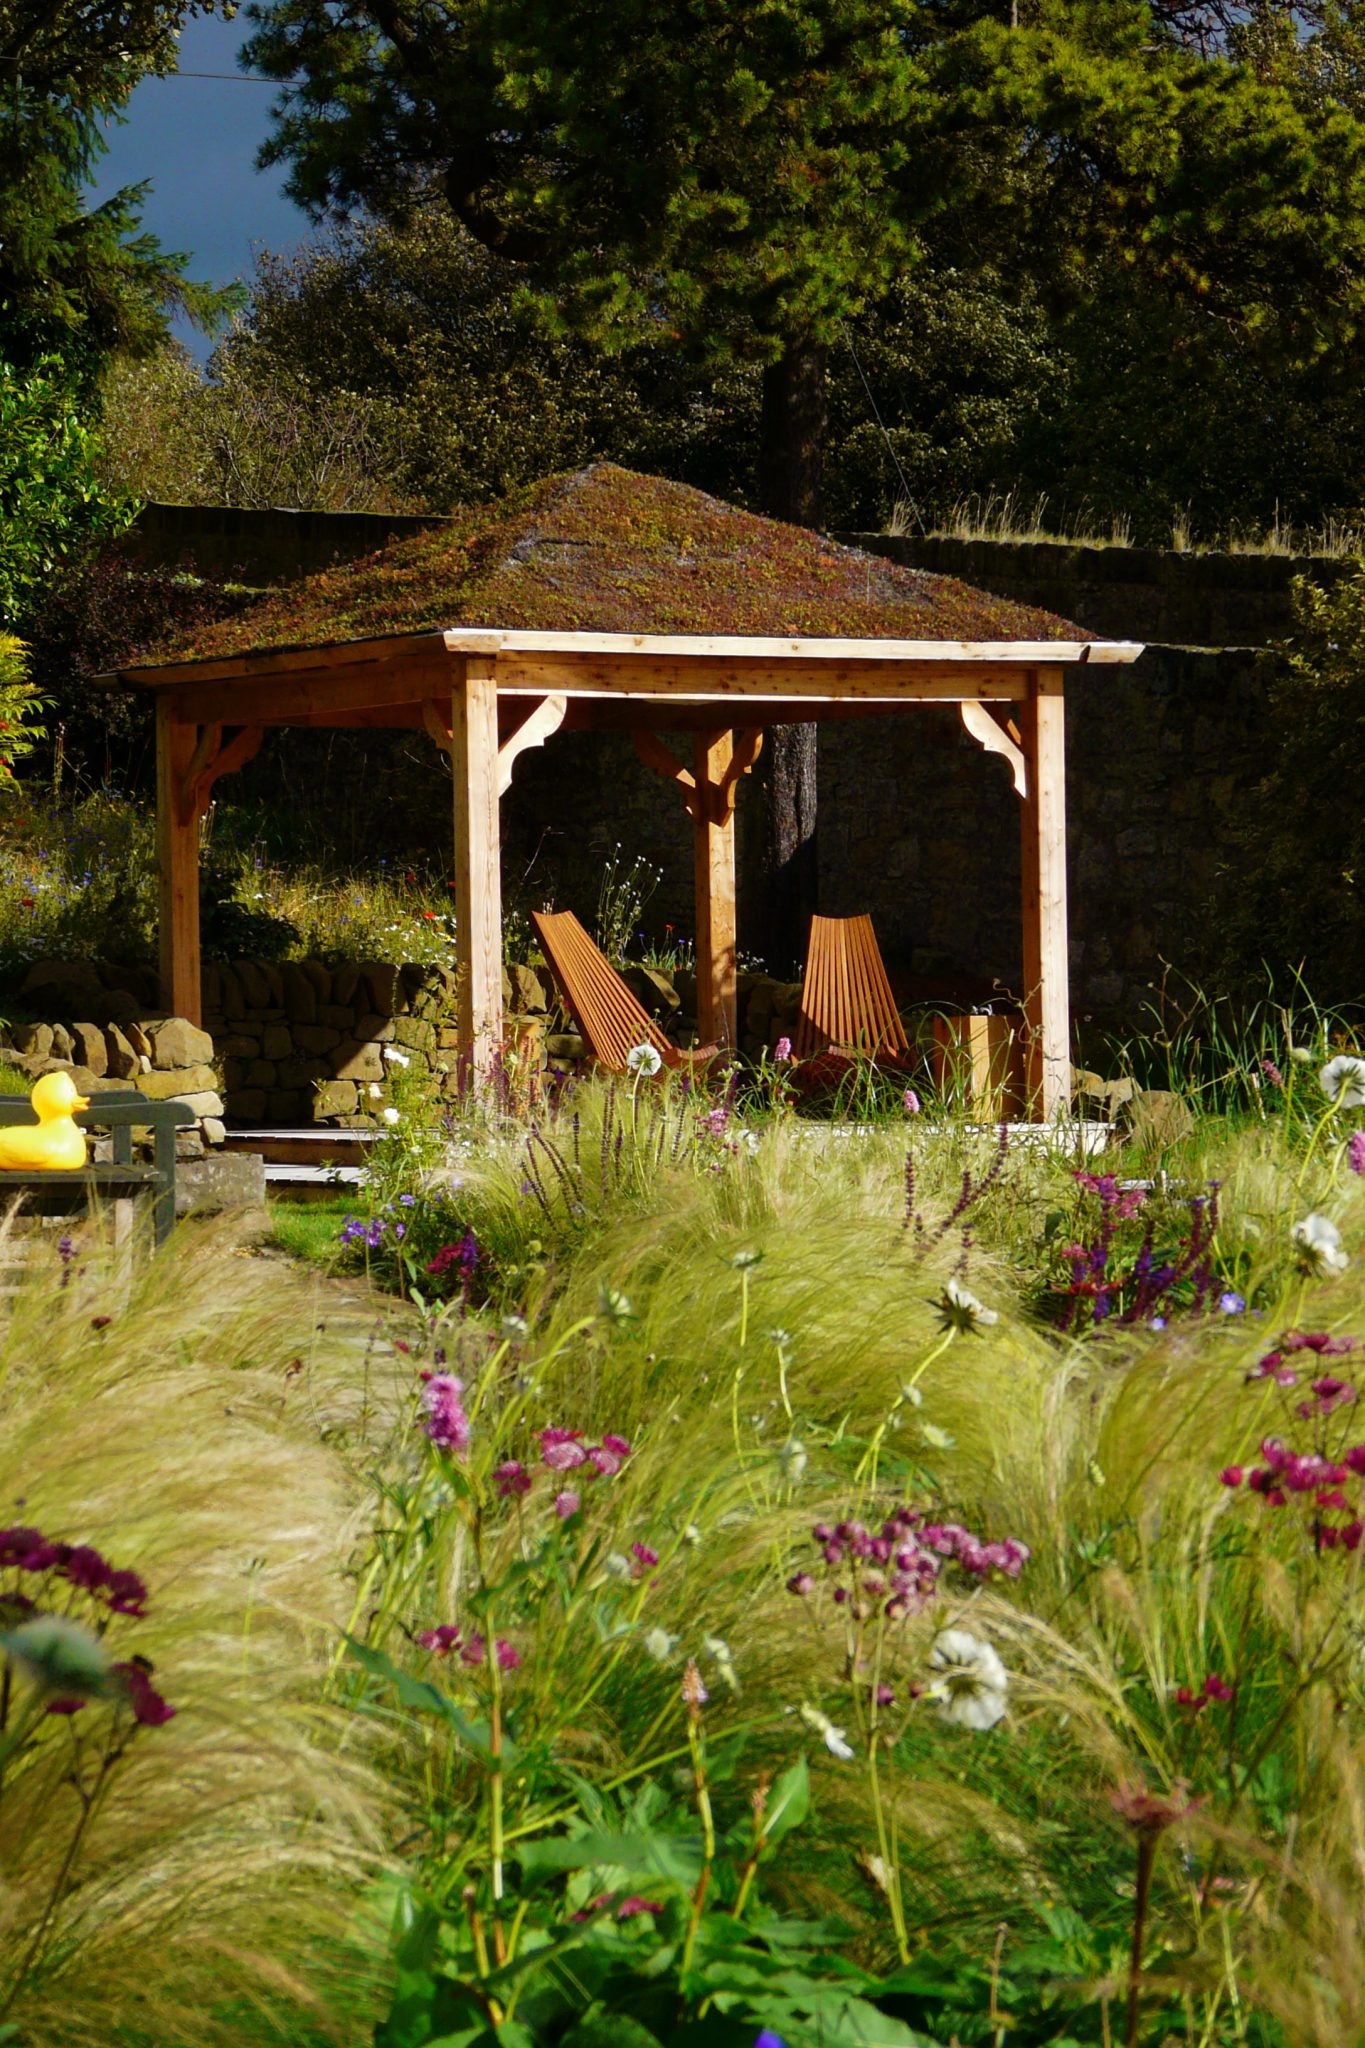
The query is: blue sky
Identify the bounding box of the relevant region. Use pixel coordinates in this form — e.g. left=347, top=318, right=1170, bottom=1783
left=87, top=13, right=315, bottom=363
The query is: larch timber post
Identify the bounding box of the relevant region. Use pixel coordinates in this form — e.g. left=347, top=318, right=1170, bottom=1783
left=156, top=697, right=202, bottom=1025
left=450, top=655, right=504, bottom=1077
left=1018, top=667, right=1070, bottom=1119
left=693, top=728, right=738, bottom=1050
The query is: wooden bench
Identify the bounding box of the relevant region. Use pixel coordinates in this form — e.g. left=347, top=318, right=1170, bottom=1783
left=0, top=1091, right=197, bottom=1248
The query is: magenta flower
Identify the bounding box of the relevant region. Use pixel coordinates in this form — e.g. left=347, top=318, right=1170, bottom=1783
left=494, top=1460, right=532, bottom=1498
left=417, top=1624, right=463, bottom=1654
left=460, top=1633, right=522, bottom=1671
left=540, top=1427, right=588, bottom=1471
left=773, top=1036, right=793, bottom=1063
left=554, top=1490, right=581, bottom=1519
left=1261, top=1059, right=1284, bottom=1088
left=903, top=1088, right=921, bottom=1115
left=630, top=1542, right=659, bottom=1577
left=1220, top=1466, right=1244, bottom=1487
left=1350, top=1132, right=1365, bottom=1176
left=422, top=1374, right=470, bottom=1456
left=114, top=1660, right=175, bottom=1727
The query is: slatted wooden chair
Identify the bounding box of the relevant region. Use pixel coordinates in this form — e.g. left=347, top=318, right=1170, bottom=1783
left=531, top=909, right=717, bottom=1075
left=793, top=913, right=914, bottom=1064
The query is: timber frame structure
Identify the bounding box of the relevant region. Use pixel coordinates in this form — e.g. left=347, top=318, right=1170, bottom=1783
left=120, top=624, right=1142, bottom=1119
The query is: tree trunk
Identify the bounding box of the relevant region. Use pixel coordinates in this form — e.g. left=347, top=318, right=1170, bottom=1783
left=754, top=338, right=826, bottom=975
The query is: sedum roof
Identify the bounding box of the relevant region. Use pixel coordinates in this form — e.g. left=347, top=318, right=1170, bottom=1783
left=145, top=463, right=1093, bottom=668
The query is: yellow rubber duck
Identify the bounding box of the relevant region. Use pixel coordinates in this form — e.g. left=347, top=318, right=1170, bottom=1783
left=0, top=1071, right=91, bottom=1172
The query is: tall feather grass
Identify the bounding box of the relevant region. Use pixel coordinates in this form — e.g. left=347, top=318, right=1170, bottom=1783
left=0, top=1218, right=399, bottom=2047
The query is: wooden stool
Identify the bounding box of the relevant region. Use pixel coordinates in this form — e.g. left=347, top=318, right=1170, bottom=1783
left=931, top=1014, right=1025, bottom=1119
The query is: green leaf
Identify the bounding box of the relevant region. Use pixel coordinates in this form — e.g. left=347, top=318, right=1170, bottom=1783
left=518, top=1828, right=703, bottom=1888
left=560, top=2009, right=664, bottom=2048
left=346, top=1637, right=517, bottom=1764
left=758, top=1757, right=809, bottom=1851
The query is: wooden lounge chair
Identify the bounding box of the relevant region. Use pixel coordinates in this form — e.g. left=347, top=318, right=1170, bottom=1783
left=531, top=909, right=717, bottom=1075
left=793, top=913, right=914, bottom=1064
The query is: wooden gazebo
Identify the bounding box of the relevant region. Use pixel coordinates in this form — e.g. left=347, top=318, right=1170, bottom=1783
left=112, top=467, right=1143, bottom=1118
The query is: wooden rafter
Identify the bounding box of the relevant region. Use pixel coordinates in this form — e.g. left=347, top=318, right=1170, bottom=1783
left=632, top=726, right=763, bottom=823
left=426, top=690, right=569, bottom=794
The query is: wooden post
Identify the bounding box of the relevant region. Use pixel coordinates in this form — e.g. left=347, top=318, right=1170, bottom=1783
left=693, top=729, right=738, bottom=1049
left=450, top=656, right=503, bottom=1077
left=155, top=698, right=202, bottom=1025
left=1019, top=668, right=1070, bottom=1119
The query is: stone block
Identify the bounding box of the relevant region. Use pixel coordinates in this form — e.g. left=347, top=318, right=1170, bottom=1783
left=280, top=962, right=318, bottom=1024
left=50, top=1023, right=74, bottom=1061
left=294, top=1024, right=342, bottom=1054
left=331, top=965, right=363, bottom=1006
left=226, top=1088, right=267, bottom=1123
left=9, top=1022, right=52, bottom=1059
left=261, top=1023, right=293, bottom=1060
left=353, top=1011, right=393, bottom=1042
left=103, top=1024, right=139, bottom=1081
left=333, top=1039, right=386, bottom=1083
left=505, top=963, right=548, bottom=1013
left=392, top=1015, right=436, bottom=1052
left=313, top=1079, right=359, bottom=1117
left=202, top=965, right=222, bottom=1014
left=177, top=1150, right=266, bottom=1216
left=438, top=1026, right=462, bottom=1049
left=201, top=1117, right=226, bottom=1146
left=217, top=965, right=246, bottom=1020
left=100, top=989, right=146, bottom=1028
left=175, top=1131, right=206, bottom=1160
left=177, top=1090, right=225, bottom=1118
left=70, top=1022, right=109, bottom=1077
left=149, top=1017, right=215, bottom=1070
left=243, top=1059, right=277, bottom=1089
left=234, top=960, right=273, bottom=1008
left=278, top=1056, right=329, bottom=1089
left=216, top=1033, right=261, bottom=1059
left=136, top=1063, right=220, bottom=1101
left=621, top=966, right=680, bottom=1018
left=299, top=959, right=332, bottom=1001
left=361, top=962, right=399, bottom=1014
left=125, top=1020, right=153, bottom=1060
left=320, top=1004, right=357, bottom=1030
left=267, top=1089, right=306, bottom=1124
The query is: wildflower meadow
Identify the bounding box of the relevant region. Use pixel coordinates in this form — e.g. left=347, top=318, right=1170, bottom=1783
left=7, top=1010, right=1365, bottom=2047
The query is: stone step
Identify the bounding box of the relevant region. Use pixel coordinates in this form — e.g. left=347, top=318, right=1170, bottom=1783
left=222, top=1126, right=387, bottom=1167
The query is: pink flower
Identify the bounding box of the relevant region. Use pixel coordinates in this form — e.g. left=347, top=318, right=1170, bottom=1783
left=494, top=1460, right=532, bottom=1498
left=460, top=1634, right=522, bottom=1671
left=616, top=1895, right=664, bottom=1919
left=1350, top=1132, right=1365, bottom=1176
left=787, top=1571, right=816, bottom=1596
left=1220, top=1466, right=1244, bottom=1487
left=630, top=1542, right=659, bottom=1577
left=422, top=1374, right=470, bottom=1456
left=773, top=1037, right=793, bottom=1063
left=1261, top=1059, right=1284, bottom=1088
left=540, top=1427, right=588, bottom=1471
left=903, top=1089, right=921, bottom=1115
left=554, top=1490, right=581, bottom=1519
left=1202, top=1673, right=1235, bottom=1702
left=586, top=1432, right=631, bottom=1477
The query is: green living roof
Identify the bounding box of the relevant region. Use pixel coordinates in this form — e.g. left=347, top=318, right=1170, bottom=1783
left=146, top=463, right=1093, bottom=668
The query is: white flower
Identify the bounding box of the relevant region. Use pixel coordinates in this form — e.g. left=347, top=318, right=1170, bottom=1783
left=680, top=1523, right=703, bottom=1547
left=934, top=1276, right=999, bottom=1336
left=1292, top=1212, right=1350, bottom=1277
left=778, top=1437, right=808, bottom=1483
left=1290, top=1046, right=1314, bottom=1066
left=604, top=1552, right=633, bottom=1579
left=927, top=1628, right=1009, bottom=1731
left=625, top=1042, right=663, bottom=1077
left=501, top=1313, right=529, bottom=1341
left=1319, top=1054, right=1365, bottom=1111
left=385, top=1047, right=411, bottom=1068
left=643, top=1626, right=679, bottom=1662
left=381, top=1106, right=401, bottom=1126
left=368, top=1082, right=384, bottom=1099
left=703, top=1633, right=740, bottom=1693
left=798, top=1702, right=856, bottom=1759
left=738, top=1128, right=761, bottom=1157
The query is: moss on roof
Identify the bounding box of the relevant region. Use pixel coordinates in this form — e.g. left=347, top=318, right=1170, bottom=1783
left=140, top=464, right=1093, bottom=668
